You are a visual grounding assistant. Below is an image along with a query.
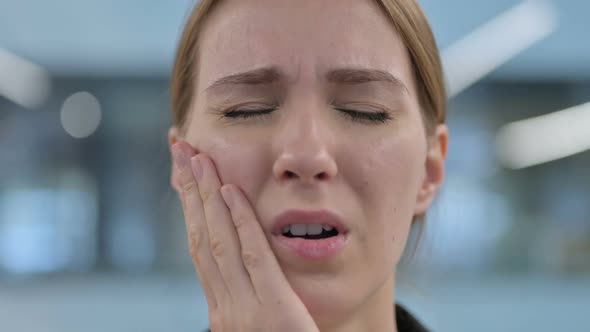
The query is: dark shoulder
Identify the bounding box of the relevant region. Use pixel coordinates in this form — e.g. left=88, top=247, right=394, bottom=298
left=396, top=303, right=430, bottom=332
left=203, top=303, right=429, bottom=332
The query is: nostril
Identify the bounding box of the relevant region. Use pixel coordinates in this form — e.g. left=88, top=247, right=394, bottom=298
left=282, top=171, right=329, bottom=181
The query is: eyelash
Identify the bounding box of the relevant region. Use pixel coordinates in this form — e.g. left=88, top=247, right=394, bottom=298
left=338, top=108, right=392, bottom=124
left=222, top=108, right=392, bottom=124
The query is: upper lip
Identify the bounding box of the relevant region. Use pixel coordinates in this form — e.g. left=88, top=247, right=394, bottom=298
left=270, top=209, right=349, bottom=235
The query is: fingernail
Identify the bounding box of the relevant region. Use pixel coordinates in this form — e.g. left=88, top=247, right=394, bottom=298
left=220, top=185, right=234, bottom=208
left=191, top=155, right=203, bottom=180
left=172, top=144, right=188, bottom=169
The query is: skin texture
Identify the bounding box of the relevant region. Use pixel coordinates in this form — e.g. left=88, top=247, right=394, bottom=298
left=169, top=0, right=448, bottom=331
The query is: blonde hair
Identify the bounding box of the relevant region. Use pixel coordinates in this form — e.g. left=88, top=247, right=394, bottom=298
left=170, top=0, right=446, bottom=222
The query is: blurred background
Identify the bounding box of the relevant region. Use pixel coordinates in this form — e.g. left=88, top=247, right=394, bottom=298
left=1, top=0, right=589, bottom=331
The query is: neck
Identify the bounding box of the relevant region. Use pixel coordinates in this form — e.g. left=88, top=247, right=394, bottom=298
left=318, top=275, right=398, bottom=332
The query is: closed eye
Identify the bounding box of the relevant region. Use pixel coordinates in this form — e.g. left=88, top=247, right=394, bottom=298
left=336, top=108, right=392, bottom=124
left=222, top=108, right=275, bottom=119
left=221, top=107, right=392, bottom=124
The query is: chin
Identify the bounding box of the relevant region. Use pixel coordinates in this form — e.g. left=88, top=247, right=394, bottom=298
left=286, top=271, right=359, bottom=325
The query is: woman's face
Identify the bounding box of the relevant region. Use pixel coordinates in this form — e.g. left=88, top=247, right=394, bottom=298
left=171, top=0, right=446, bottom=322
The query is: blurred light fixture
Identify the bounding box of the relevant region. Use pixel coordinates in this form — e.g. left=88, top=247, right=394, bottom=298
left=443, top=0, right=558, bottom=98
left=495, top=101, right=590, bottom=169
left=60, top=91, right=102, bottom=138
left=0, top=48, right=52, bottom=109
left=0, top=168, right=98, bottom=274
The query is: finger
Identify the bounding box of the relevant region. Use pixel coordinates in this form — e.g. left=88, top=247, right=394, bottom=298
left=220, top=184, right=293, bottom=303
left=172, top=141, right=222, bottom=309
left=192, top=154, right=256, bottom=302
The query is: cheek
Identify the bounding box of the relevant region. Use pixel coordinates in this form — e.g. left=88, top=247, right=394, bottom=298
left=361, top=135, right=424, bottom=207
left=355, top=133, right=425, bottom=251
left=199, top=135, right=269, bottom=199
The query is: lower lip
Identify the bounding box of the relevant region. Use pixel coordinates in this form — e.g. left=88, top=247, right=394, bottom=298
left=273, top=233, right=348, bottom=260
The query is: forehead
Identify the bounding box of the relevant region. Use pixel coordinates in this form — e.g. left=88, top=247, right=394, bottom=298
left=197, top=0, right=412, bottom=90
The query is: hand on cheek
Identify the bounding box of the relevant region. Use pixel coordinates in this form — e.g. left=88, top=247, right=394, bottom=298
left=171, top=140, right=320, bottom=332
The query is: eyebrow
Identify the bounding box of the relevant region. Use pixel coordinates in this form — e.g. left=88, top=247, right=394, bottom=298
left=204, top=66, right=408, bottom=94
left=325, top=68, right=409, bottom=94
left=205, top=67, right=282, bottom=93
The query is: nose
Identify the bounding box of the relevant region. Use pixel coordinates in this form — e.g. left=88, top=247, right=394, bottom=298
left=272, top=107, right=338, bottom=185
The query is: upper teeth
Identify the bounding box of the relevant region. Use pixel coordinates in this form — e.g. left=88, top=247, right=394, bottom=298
left=282, top=224, right=334, bottom=236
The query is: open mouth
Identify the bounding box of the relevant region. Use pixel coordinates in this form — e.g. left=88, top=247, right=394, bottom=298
left=281, top=224, right=340, bottom=240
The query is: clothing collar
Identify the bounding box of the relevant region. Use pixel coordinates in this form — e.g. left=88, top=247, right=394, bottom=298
left=395, top=303, right=429, bottom=332
left=204, top=303, right=429, bottom=331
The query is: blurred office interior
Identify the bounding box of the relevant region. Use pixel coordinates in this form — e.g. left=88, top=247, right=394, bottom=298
left=1, top=1, right=589, bottom=331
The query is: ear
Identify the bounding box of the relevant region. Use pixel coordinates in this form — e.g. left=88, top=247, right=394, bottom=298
left=414, top=124, right=449, bottom=216
left=168, top=127, right=182, bottom=194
